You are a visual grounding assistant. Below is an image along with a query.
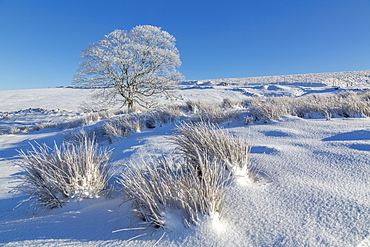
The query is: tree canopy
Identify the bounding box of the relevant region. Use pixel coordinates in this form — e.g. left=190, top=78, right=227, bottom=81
left=74, top=25, right=183, bottom=110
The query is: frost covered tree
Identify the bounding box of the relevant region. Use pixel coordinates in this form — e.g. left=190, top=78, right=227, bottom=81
left=74, top=25, right=183, bottom=110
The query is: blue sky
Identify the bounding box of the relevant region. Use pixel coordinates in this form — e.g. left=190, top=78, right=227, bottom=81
left=0, top=0, right=369, bottom=90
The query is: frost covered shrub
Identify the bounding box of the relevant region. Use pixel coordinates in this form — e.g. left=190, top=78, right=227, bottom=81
left=9, top=126, right=31, bottom=134
left=221, top=98, right=243, bottom=109
left=185, top=100, right=238, bottom=124
left=247, top=97, right=293, bottom=123
left=172, top=122, right=250, bottom=178
left=196, top=107, right=238, bottom=124
left=17, top=135, right=112, bottom=210
left=362, top=90, right=370, bottom=101
left=333, top=91, right=370, bottom=117
left=291, top=95, right=326, bottom=118
left=31, top=110, right=122, bottom=133
left=63, top=128, right=106, bottom=146
left=144, top=106, right=185, bottom=128
left=138, top=107, right=185, bottom=129
left=57, top=111, right=114, bottom=130
left=184, top=100, right=202, bottom=113
left=4, top=110, right=119, bottom=137
left=118, top=155, right=229, bottom=228
left=103, top=108, right=184, bottom=142
left=78, top=109, right=123, bottom=126
left=103, top=113, right=144, bottom=141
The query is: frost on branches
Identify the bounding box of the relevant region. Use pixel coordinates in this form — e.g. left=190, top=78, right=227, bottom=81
left=74, top=25, right=183, bottom=110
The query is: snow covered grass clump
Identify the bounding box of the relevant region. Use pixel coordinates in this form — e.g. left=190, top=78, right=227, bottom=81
left=246, top=97, right=293, bottom=123
left=103, top=113, right=144, bottom=141
left=118, top=155, right=230, bottom=229
left=118, top=122, right=251, bottom=230
left=16, top=134, right=112, bottom=210
left=184, top=100, right=239, bottom=123
left=172, top=122, right=251, bottom=180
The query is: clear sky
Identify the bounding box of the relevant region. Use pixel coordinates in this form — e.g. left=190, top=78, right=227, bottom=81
left=0, top=0, right=369, bottom=90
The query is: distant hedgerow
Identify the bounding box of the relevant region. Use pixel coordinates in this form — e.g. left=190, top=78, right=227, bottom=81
left=244, top=90, right=370, bottom=123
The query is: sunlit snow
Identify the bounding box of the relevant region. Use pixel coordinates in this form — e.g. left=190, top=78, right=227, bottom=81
left=1, top=70, right=370, bottom=246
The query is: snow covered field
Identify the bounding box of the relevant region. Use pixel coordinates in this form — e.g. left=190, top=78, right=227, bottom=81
left=1, top=71, right=370, bottom=246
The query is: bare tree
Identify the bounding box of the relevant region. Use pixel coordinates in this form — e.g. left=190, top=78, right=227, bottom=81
left=74, top=25, right=183, bottom=110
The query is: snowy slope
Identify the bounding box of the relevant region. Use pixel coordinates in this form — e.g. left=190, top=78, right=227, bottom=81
left=1, top=70, right=370, bottom=246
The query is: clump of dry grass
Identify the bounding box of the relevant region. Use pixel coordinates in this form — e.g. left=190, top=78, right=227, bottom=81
left=171, top=122, right=250, bottom=177
left=118, top=122, right=252, bottom=229
left=246, top=97, right=293, bottom=123
left=16, top=134, right=112, bottom=210
left=185, top=100, right=239, bottom=123
left=102, top=113, right=144, bottom=142
left=118, top=155, right=230, bottom=228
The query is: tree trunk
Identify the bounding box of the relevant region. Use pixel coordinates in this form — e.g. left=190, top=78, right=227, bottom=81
left=127, top=99, right=134, bottom=112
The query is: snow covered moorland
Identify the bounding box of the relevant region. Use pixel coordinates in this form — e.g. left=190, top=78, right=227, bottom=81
left=1, top=70, right=370, bottom=246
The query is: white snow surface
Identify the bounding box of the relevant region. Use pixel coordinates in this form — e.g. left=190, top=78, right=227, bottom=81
left=1, top=71, right=370, bottom=246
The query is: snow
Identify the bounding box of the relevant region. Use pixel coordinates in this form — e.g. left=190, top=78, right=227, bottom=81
left=1, top=70, right=370, bottom=246
left=0, top=88, right=98, bottom=112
